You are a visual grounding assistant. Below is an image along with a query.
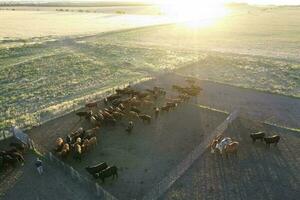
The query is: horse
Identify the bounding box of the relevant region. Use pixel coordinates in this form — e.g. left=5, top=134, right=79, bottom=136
left=264, top=135, right=280, bottom=147
left=250, top=132, right=265, bottom=143
left=95, top=166, right=118, bottom=183
left=86, top=162, right=108, bottom=177
left=139, top=114, right=152, bottom=123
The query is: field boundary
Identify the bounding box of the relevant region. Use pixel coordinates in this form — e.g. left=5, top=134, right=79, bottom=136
left=142, top=109, right=239, bottom=200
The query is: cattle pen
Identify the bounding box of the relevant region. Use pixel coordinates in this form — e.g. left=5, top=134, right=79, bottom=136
left=1, top=74, right=299, bottom=200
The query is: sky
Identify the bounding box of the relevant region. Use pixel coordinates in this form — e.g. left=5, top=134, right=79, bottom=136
left=0, top=0, right=300, bottom=5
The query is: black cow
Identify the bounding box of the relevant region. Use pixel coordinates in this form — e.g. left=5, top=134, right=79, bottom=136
left=250, top=132, right=265, bottom=143
left=86, top=162, right=108, bottom=177
left=95, top=166, right=118, bottom=183
left=264, top=135, right=280, bottom=147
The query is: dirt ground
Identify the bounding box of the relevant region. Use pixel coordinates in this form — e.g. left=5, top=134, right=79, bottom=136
left=161, top=117, right=300, bottom=200
left=66, top=105, right=226, bottom=200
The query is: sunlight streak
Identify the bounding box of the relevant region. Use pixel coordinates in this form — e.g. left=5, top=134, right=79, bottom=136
left=157, top=0, right=230, bottom=28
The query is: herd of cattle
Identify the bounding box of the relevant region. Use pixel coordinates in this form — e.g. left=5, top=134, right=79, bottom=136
left=53, top=79, right=202, bottom=182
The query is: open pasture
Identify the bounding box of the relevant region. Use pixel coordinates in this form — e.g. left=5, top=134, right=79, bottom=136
left=162, top=117, right=300, bottom=200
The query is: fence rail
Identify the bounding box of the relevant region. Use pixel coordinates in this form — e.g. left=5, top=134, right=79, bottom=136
left=47, top=152, right=119, bottom=200
left=142, top=109, right=239, bottom=200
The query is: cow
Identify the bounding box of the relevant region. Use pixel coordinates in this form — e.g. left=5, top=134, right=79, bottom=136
left=224, top=141, right=239, bottom=157
left=55, top=137, right=64, bottom=152
left=139, top=114, right=152, bottom=123
left=250, top=132, right=265, bottom=143
left=95, top=166, right=118, bottom=183
left=128, top=111, right=140, bottom=121
left=131, top=106, right=141, bottom=114
left=74, top=144, right=82, bottom=161
left=86, top=162, right=108, bottom=177
left=264, top=135, right=280, bottom=148
left=85, top=102, right=98, bottom=109
left=58, top=144, right=70, bottom=159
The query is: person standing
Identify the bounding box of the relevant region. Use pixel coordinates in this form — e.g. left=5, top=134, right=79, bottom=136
left=126, top=121, right=134, bottom=133
left=35, top=157, right=43, bottom=175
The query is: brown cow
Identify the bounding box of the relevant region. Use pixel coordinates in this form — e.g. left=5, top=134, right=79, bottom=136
left=224, top=141, right=239, bottom=156
left=55, top=137, right=64, bottom=152
left=58, top=143, right=70, bottom=158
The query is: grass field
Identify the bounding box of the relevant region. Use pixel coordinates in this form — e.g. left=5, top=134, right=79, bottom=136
left=0, top=5, right=299, bottom=131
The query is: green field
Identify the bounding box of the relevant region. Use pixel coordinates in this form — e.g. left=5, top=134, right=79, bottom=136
left=0, top=5, right=299, bottom=131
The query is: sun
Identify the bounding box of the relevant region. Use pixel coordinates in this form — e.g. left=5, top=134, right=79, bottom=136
left=157, top=0, right=229, bottom=28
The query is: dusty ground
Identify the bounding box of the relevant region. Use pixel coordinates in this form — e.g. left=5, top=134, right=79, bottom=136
left=161, top=117, right=300, bottom=200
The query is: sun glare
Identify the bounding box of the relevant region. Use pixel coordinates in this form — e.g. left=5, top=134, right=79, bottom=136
left=157, top=0, right=230, bottom=28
